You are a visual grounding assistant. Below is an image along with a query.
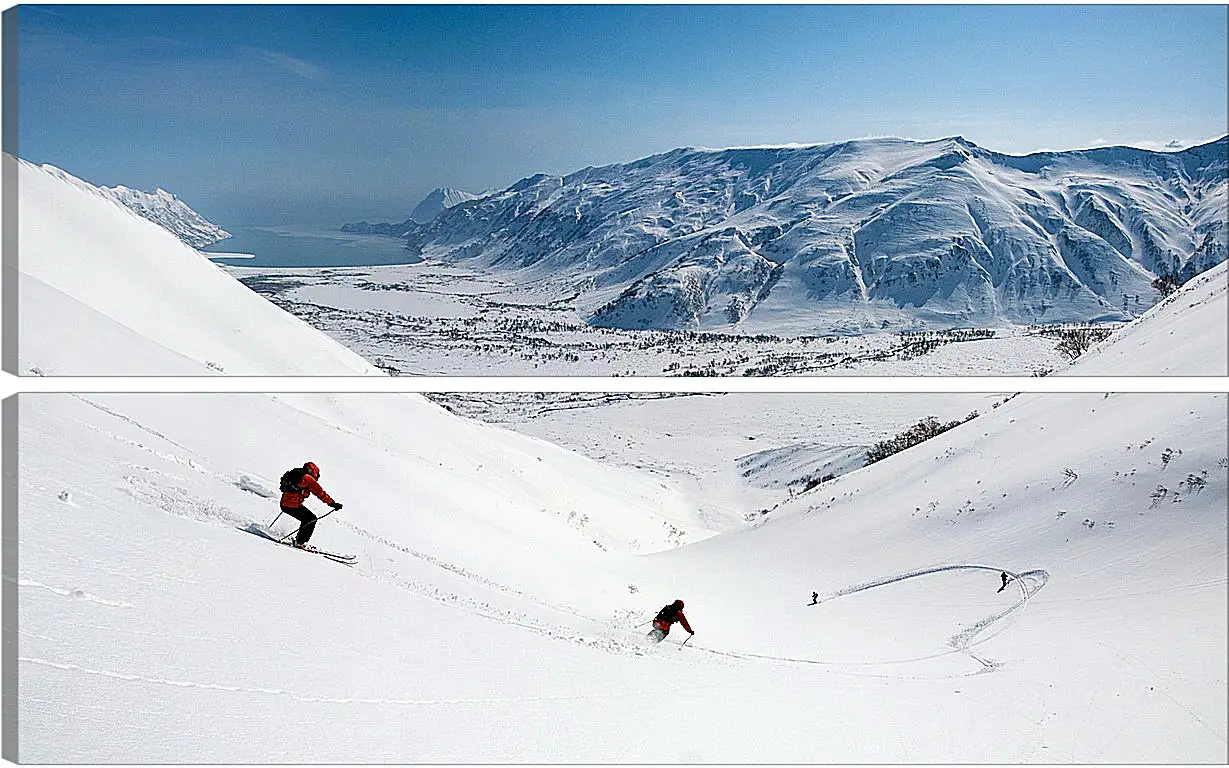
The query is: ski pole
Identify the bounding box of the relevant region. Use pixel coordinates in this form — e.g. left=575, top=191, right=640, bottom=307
left=268, top=510, right=284, bottom=528
left=678, top=633, right=693, bottom=650
left=276, top=508, right=339, bottom=544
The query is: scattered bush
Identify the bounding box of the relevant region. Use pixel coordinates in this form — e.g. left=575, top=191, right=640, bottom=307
left=1053, top=326, right=1115, bottom=361
left=800, top=473, right=837, bottom=492
left=866, top=412, right=978, bottom=465
left=1152, top=273, right=1184, bottom=297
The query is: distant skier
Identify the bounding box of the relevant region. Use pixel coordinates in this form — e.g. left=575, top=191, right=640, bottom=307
left=809, top=591, right=819, bottom=606
left=647, top=599, right=693, bottom=644
left=278, top=461, right=343, bottom=549
left=997, top=571, right=1011, bottom=593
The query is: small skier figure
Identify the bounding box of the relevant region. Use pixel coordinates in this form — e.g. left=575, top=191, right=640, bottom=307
left=997, top=571, right=1011, bottom=593
left=647, top=599, right=693, bottom=644
left=808, top=591, right=819, bottom=606
left=278, top=461, right=343, bottom=549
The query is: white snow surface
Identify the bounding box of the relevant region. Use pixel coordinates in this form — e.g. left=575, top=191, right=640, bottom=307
left=1057, top=260, right=1228, bottom=376
left=431, top=391, right=1001, bottom=531
left=14, top=240, right=1229, bottom=761
left=13, top=156, right=381, bottom=376
left=15, top=387, right=1227, bottom=762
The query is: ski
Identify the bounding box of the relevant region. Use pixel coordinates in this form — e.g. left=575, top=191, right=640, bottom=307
left=242, top=524, right=356, bottom=564
left=293, top=544, right=357, bottom=564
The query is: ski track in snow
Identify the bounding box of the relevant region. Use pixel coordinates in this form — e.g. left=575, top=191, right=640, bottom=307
left=77, top=419, right=206, bottom=475
left=337, top=519, right=592, bottom=620
left=18, top=657, right=644, bottom=708
left=69, top=394, right=192, bottom=453
left=674, top=564, right=1049, bottom=676
left=235, top=522, right=658, bottom=661
left=314, top=521, right=666, bottom=660
left=827, top=564, right=1048, bottom=660
left=15, top=579, right=133, bottom=608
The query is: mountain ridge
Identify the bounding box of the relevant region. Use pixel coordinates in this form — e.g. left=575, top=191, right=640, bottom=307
left=352, top=135, right=1227, bottom=335
left=38, top=164, right=231, bottom=249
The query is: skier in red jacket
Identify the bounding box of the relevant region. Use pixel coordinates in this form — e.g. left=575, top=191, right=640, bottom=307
left=647, top=599, right=693, bottom=644
left=278, top=462, right=342, bottom=549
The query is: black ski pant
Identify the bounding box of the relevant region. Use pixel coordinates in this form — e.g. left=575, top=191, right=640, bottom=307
left=281, top=505, right=317, bottom=546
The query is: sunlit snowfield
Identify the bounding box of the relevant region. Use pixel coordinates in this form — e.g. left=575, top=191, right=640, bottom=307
left=16, top=386, right=1228, bottom=762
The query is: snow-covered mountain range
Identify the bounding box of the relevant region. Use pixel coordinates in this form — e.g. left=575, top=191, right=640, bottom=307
left=353, top=136, right=1228, bottom=335
left=37, top=163, right=230, bottom=248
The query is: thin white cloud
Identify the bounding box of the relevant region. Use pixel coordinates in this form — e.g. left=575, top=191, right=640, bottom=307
left=1127, top=138, right=1193, bottom=152
left=239, top=46, right=326, bottom=80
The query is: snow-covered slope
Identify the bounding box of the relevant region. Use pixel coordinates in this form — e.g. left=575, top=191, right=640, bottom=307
left=653, top=389, right=1226, bottom=762
left=360, top=136, right=1227, bottom=335
left=1058, top=259, right=1228, bottom=376
left=15, top=392, right=1226, bottom=761
left=12, top=155, right=380, bottom=375
left=37, top=163, right=231, bottom=248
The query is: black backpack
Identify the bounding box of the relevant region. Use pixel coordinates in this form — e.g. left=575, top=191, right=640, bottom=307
left=279, top=467, right=310, bottom=494
left=655, top=603, right=679, bottom=623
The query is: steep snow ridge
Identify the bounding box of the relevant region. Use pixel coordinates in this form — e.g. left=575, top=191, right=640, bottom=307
left=370, top=136, right=1227, bottom=335
left=14, top=156, right=381, bottom=375
left=1059, top=259, right=1228, bottom=376
left=37, top=163, right=230, bottom=248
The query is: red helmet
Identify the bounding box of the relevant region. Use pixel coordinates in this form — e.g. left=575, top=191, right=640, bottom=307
left=303, top=461, right=320, bottom=479
left=674, top=599, right=684, bottom=609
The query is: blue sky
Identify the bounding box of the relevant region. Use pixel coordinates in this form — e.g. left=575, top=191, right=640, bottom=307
left=13, top=4, right=1229, bottom=226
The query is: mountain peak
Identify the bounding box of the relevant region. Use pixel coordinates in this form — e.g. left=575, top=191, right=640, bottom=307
left=409, top=186, right=480, bottom=223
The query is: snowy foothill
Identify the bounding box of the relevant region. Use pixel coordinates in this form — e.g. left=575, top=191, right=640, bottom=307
left=11, top=155, right=381, bottom=376
left=1055, top=260, right=1228, bottom=377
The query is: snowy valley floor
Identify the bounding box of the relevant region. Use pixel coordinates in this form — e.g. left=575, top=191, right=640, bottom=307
left=226, top=261, right=1095, bottom=377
